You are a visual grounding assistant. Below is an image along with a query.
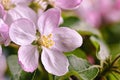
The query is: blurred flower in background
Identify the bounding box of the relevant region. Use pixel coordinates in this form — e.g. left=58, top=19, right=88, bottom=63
left=0, top=0, right=37, bottom=26
left=76, top=0, right=120, bottom=27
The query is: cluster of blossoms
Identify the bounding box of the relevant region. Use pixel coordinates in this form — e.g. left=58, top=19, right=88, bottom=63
left=0, top=0, right=83, bottom=76
left=76, top=0, right=120, bottom=27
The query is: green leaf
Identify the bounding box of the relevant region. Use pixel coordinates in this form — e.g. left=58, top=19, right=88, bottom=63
left=7, top=55, right=21, bottom=80
left=7, top=55, right=36, bottom=80
left=67, top=55, right=99, bottom=80
left=61, top=16, right=80, bottom=27
left=19, top=71, right=34, bottom=80
left=68, top=55, right=90, bottom=72
left=109, top=43, right=120, bottom=58
left=79, top=67, right=99, bottom=80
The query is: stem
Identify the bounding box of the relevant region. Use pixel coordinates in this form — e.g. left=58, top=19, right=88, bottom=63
left=113, top=70, right=120, bottom=74
left=59, top=71, right=83, bottom=80
left=96, top=55, right=120, bottom=79
left=111, top=54, right=120, bottom=67
left=112, top=66, right=119, bottom=69
left=95, top=61, right=111, bottom=79
left=100, top=61, right=104, bottom=72
left=31, top=70, right=37, bottom=80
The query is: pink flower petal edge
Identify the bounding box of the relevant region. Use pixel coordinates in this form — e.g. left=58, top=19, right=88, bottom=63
left=18, top=45, right=39, bottom=72
left=52, top=27, right=83, bottom=52
left=38, top=8, right=60, bottom=35
left=9, top=18, right=36, bottom=45
left=41, top=47, right=69, bottom=76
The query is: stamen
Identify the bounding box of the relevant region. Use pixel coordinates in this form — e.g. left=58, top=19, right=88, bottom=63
left=38, top=34, right=55, bottom=48
left=1, top=0, right=15, bottom=10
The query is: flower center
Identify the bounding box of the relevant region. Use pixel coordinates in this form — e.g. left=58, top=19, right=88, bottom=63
left=39, top=34, right=55, bottom=48
left=1, top=0, right=14, bottom=10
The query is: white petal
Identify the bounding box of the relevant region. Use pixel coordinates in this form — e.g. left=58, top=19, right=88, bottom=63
left=11, top=0, right=32, bottom=5
left=9, top=19, right=36, bottom=45
left=0, top=4, right=5, bottom=19
left=18, top=45, right=39, bottom=72
left=55, top=0, right=82, bottom=10
left=5, top=5, right=37, bottom=26
left=52, top=27, right=83, bottom=52
left=41, top=47, right=69, bottom=76
left=38, top=8, right=60, bottom=35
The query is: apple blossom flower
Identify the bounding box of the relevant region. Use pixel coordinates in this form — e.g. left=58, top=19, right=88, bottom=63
left=0, top=0, right=37, bottom=25
left=0, top=55, right=7, bottom=80
left=76, top=0, right=120, bottom=27
left=9, top=8, right=83, bottom=76
left=29, top=0, right=82, bottom=25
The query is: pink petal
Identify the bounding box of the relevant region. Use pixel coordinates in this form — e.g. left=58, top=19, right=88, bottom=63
left=0, top=19, right=10, bottom=46
left=38, top=8, right=60, bottom=35
left=11, top=0, right=32, bottom=5
left=98, top=0, right=113, bottom=14
left=115, top=0, right=120, bottom=9
left=105, top=10, right=120, bottom=23
left=9, top=19, right=36, bottom=45
left=5, top=5, right=37, bottom=26
left=4, top=37, right=11, bottom=46
left=85, top=11, right=101, bottom=27
left=55, top=0, right=82, bottom=10
left=52, top=27, right=83, bottom=52
left=0, top=4, right=5, bottom=19
left=76, top=0, right=102, bottom=27
left=18, top=45, right=39, bottom=72
left=41, top=47, right=69, bottom=76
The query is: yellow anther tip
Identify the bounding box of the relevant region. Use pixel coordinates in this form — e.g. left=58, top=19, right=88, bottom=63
left=39, top=34, right=54, bottom=48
